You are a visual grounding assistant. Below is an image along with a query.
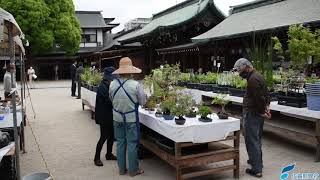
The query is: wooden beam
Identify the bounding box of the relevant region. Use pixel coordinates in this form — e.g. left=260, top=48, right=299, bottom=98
left=181, top=165, right=236, bottom=179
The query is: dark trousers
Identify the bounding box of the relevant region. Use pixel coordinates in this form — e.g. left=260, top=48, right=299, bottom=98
left=71, top=79, right=76, bottom=96
left=94, top=125, right=114, bottom=160
left=77, top=81, right=81, bottom=98
left=244, top=111, right=264, bottom=172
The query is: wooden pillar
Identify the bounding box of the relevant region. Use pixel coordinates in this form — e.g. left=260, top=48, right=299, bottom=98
left=182, top=54, right=186, bottom=72
left=233, top=131, right=240, bottom=179
left=175, top=143, right=182, bottom=180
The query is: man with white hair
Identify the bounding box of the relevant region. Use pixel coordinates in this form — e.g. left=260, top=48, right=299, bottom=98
left=233, top=58, right=271, bottom=178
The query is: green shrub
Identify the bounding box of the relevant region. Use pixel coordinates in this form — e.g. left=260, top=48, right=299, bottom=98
left=198, top=106, right=211, bottom=118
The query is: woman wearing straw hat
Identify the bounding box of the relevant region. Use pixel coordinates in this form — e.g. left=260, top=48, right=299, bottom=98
left=109, top=57, right=146, bottom=177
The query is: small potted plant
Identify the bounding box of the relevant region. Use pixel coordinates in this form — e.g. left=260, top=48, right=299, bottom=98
left=198, top=106, right=212, bottom=122
left=212, top=94, right=230, bottom=119
left=186, top=107, right=197, bottom=118
left=145, top=98, right=156, bottom=114
left=172, top=103, right=187, bottom=125
left=155, top=108, right=163, bottom=117
left=160, top=97, right=176, bottom=120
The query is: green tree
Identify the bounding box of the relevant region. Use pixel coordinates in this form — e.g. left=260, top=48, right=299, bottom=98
left=0, top=0, right=81, bottom=55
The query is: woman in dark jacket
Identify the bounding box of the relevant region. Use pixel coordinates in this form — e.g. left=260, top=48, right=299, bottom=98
left=94, top=67, right=117, bottom=166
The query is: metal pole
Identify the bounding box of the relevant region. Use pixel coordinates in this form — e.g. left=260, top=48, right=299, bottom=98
left=20, top=53, right=26, bottom=153
left=8, top=22, right=21, bottom=180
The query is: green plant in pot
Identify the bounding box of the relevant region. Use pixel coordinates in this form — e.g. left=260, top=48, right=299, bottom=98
left=145, top=97, right=157, bottom=113
left=160, top=97, right=176, bottom=120
left=198, top=106, right=212, bottom=122
left=172, top=103, right=187, bottom=125
left=155, top=108, right=163, bottom=118
left=212, top=94, right=230, bottom=119
left=184, top=96, right=197, bottom=118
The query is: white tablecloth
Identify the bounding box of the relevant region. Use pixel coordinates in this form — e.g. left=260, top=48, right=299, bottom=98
left=0, top=142, right=14, bottom=162
left=139, top=108, right=240, bottom=143
left=184, top=89, right=320, bottom=121
left=0, top=111, right=22, bottom=128
left=81, top=87, right=96, bottom=108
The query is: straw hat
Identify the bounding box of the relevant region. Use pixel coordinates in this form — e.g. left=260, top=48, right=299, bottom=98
left=113, top=57, right=142, bottom=74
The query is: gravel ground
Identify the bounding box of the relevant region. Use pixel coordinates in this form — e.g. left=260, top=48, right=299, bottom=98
left=18, top=80, right=319, bottom=180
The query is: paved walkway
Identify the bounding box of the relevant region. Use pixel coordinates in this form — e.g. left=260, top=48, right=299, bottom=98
left=20, top=81, right=319, bottom=180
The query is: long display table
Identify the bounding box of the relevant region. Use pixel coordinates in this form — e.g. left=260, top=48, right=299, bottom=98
left=139, top=108, right=240, bottom=180
left=184, top=89, right=320, bottom=161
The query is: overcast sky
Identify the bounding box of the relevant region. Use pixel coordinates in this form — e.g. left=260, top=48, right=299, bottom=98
left=73, top=0, right=254, bottom=33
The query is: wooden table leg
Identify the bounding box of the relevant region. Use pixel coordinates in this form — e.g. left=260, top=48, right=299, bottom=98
left=316, top=120, right=320, bottom=162
left=234, top=131, right=240, bottom=179
left=175, top=143, right=182, bottom=180
left=176, top=167, right=182, bottom=180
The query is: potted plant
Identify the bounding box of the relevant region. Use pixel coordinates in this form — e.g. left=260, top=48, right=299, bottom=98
left=186, top=107, right=197, bottom=118
left=160, top=97, right=176, bottom=120
left=145, top=98, right=156, bottom=114
left=80, top=67, right=91, bottom=89
left=90, top=70, right=102, bottom=92
left=198, top=106, right=212, bottom=122
left=275, top=70, right=306, bottom=108
left=212, top=94, right=230, bottom=119
left=155, top=108, right=163, bottom=117
left=229, top=75, right=247, bottom=97
left=172, top=103, right=187, bottom=125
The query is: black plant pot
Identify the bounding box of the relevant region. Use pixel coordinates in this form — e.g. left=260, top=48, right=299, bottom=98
left=217, top=111, right=229, bottom=119
left=216, top=85, right=229, bottom=94
left=186, top=112, right=197, bottom=118
left=277, top=91, right=307, bottom=108
left=175, top=116, right=186, bottom=125
left=155, top=112, right=163, bottom=118
left=92, top=86, right=98, bottom=92
left=163, top=114, right=175, bottom=120
left=199, top=117, right=212, bottom=122
left=186, top=83, right=200, bottom=90
left=229, top=88, right=246, bottom=97
left=177, top=81, right=187, bottom=87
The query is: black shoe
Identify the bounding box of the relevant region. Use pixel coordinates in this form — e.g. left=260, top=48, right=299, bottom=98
left=71, top=95, right=76, bottom=97
left=94, top=159, right=103, bottom=166
left=76, top=97, right=80, bottom=99
left=106, top=154, right=117, bottom=160
left=246, top=168, right=262, bottom=178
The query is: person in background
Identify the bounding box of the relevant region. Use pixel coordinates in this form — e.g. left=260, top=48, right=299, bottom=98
left=3, top=63, right=17, bottom=99
left=109, top=57, right=146, bottom=177
left=27, top=67, right=36, bottom=89
left=70, top=61, right=77, bottom=97
left=94, top=67, right=117, bottom=166
left=76, top=62, right=84, bottom=99
left=233, top=58, right=271, bottom=178
left=54, top=65, right=59, bottom=81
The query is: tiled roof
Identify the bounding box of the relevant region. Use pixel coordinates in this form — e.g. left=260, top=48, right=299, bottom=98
left=192, top=0, right=320, bottom=42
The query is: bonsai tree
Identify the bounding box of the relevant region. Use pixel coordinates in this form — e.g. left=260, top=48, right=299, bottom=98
left=145, top=97, right=156, bottom=111
left=212, top=94, right=230, bottom=119
left=172, top=103, right=187, bottom=120
left=80, top=67, right=91, bottom=85
left=198, top=106, right=212, bottom=122
left=160, top=97, right=176, bottom=115
left=90, top=70, right=102, bottom=86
